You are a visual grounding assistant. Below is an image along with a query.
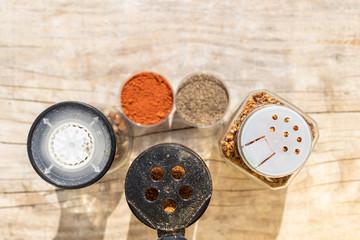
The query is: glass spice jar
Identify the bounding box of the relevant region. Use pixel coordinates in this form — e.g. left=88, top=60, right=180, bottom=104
left=175, top=72, right=229, bottom=128
left=219, top=90, right=319, bottom=190
left=100, top=106, right=132, bottom=173
left=119, top=72, right=174, bottom=136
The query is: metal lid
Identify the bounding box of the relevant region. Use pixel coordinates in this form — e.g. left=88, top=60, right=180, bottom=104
left=125, top=143, right=212, bottom=239
left=27, top=101, right=116, bottom=189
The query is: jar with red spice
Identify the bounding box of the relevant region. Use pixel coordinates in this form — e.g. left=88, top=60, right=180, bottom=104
left=219, top=90, right=319, bottom=189
left=119, top=72, right=174, bottom=136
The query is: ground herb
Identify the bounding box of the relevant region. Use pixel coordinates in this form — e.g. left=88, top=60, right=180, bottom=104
left=176, top=73, right=229, bottom=126
left=220, top=92, right=316, bottom=188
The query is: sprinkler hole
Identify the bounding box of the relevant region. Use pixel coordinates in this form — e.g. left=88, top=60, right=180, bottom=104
left=284, top=117, right=290, bottom=123
left=284, top=132, right=289, bottom=137
left=145, top=187, right=159, bottom=201
left=295, top=149, right=300, bottom=154
left=150, top=167, right=164, bottom=181
left=293, top=125, right=299, bottom=131
left=171, top=166, right=185, bottom=180
left=163, top=199, right=176, bottom=213
left=270, top=126, right=275, bottom=132
left=179, top=185, right=193, bottom=199
left=297, top=137, right=302, bottom=142
left=272, top=114, right=278, bottom=120
left=283, top=146, right=288, bottom=152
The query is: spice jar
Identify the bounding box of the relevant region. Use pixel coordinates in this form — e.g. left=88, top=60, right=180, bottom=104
left=120, top=72, right=174, bottom=136
left=100, top=106, right=132, bottom=173
left=27, top=101, right=131, bottom=188
left=219, top=90, right=319, bottom=189
left=175, top=72, right=229, bottom=128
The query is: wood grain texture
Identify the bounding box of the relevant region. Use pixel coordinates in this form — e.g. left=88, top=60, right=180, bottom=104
left=1, top=0, right=360, bottom=239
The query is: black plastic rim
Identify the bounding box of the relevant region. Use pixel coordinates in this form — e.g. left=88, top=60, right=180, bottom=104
left=27, top=101, right=116, bottom=189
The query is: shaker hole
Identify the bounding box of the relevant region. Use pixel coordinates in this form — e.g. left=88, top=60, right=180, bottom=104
left=163, top=199, right=176, bottom=213
left=293, top=125, right=299, bottom=131
left=145, top=187, right=159, bottom=201
left=283, top=146, right=288, bottom=152
left=272, top=114, right=278, bottom=120
left=179, top=185, right=193, bottom=199
left=284, top=132, right=289, bottom=137
left=270, top=126, right=275, bottom=132
left=295, top=149, right=300, bottom=154
left=150, top=167, right=164, bottom=181
left=297, top=137, right=302, bottom=142
left=284, top=117, right=290, bottom=123
left=171, top=166, right=185, bottom=180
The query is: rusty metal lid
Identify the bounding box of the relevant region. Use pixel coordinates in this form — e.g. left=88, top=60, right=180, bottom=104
left=125, top=143, right=212, bottom=239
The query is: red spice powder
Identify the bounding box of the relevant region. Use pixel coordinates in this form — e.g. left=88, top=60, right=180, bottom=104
left=120, top=72, right=173, bottom=125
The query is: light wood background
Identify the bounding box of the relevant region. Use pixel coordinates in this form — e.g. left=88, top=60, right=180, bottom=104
left=1, top=0, right=360, bottom=239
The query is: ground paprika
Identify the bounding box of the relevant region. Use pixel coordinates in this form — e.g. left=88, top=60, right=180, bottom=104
left=120, top=72, right=173, bottom=125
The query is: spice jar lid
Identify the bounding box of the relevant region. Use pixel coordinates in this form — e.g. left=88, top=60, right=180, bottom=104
left=125, top=143, right=212, bottom=234
left=27, top=101, right=116, bottom=189
left=238, top=105, right=312, bottom=177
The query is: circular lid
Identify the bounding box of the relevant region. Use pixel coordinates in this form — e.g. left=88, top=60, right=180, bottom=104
left=125, top=143, right=212, bottom=232
left=27, top=101, right=116, bottom=189
left=238, top=105, right=312, bottom=177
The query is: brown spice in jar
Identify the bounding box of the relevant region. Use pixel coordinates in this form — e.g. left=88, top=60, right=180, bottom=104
left=220, top=92, right=316, bottom=188
left=176, top=73, right=229, bottom=126
left=104, top=110, right=130, bottom=168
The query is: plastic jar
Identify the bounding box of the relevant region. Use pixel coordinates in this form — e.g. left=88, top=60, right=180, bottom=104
left=27, top=101, right=131, bottom=188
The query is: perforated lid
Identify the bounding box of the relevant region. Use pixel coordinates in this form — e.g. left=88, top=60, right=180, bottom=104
left=27, top=102, right=116, bottom=188
left=125, top=143, right=212, bottom=239
left=238, top=105, right=312, bottom=177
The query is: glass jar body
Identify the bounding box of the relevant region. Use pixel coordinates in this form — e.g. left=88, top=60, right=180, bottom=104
left=99, top=106, right=132, bottom=173
left=219, top=90, right=319, bottom=190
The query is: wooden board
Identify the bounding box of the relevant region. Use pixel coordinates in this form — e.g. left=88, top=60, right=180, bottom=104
left=1, top=0, right=360, bottom=239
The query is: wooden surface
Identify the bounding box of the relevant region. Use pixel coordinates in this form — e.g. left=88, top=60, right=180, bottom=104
left=1, top=0, right=360, bottom=239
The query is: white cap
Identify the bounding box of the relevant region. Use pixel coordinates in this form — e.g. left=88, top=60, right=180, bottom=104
left=238, top=105, right=312, bottom=177
left=27, top=102, right=115, bottom=188
left=48, top=122, right=95, bottom=169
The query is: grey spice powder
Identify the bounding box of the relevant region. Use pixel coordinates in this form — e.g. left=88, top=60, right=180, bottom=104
left=176, top=73, right=229, bottom=126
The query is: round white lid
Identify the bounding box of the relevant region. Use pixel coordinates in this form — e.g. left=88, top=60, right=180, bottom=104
left=238, top=105, right=312, bottom=177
